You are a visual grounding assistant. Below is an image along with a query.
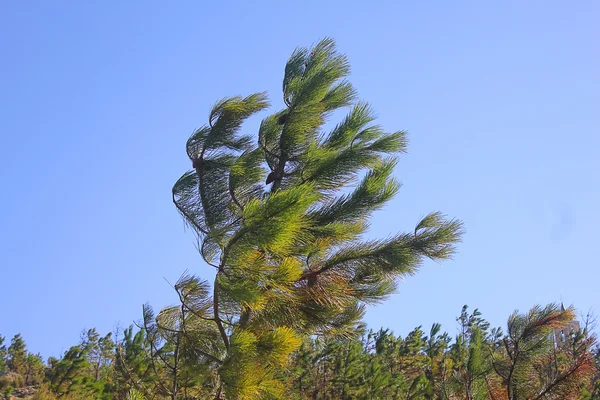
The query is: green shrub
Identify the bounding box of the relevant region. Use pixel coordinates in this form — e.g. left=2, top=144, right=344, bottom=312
left=2, top=386, right=13, bottom=400
left=0, top=373, right=24, bottom=390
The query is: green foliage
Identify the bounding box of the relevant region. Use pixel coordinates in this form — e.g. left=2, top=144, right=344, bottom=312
left=25, top=353, right=45, bottom=386
left=30, top=385, right=59, bottom=400
left=583, top=345, right=600, bottom=399
left=284, top=304, right=597, bottom=400
left=114, top=326, right=154, bottom=399
left=2, top=385, right=13, bottom=400
left=0, top=336, right=6, bottom=374
left=7, top=334, right=27, bottom=375
left=0, top=303, right=597, bottom=399
left=46, top=345, right=100, bottom=397
left=166, top=37, right=463, bottom=398
left=127, top=388, right=146, bottom=400
left=489, top=303, right=596, bottom=399
left=31, top=383, right=98, bottom=400
left=445, top=306, right=491, bottom=399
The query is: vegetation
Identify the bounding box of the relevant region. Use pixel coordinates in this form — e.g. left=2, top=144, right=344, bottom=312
left=163, top=35, right=462, bottom=398
left=3, top=39, right=596, bottom=399
left=1, top=304, right=598, bottom=399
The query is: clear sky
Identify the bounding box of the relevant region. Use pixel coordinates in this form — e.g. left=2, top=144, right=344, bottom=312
left=1, top=1, right=598, bottom=358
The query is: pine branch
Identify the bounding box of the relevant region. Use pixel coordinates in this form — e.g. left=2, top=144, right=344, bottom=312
left=213, top=274, right=230, bottom=351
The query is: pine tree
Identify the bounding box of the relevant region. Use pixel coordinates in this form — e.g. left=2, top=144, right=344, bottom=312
left=423, top=323, right=451, bottom=399
left=97, top=332, right=115, bottom=383
left=394, top=326, right=429, bottom=397
left=47, top=345, right=96, bottom=397
left=488, top=303, right=596, bottom=399
left=362, top=357, right=392, bottom=400
left=81, top=328, right=101, bottom=379
left=156, top=37, right=463, bottom=399
left=583, top=345, right=600, bottom=399
left=372, top=329, right=405, bottom=399
left=289, top=339, right=316, bottom=397
left=0, top=335, right=6, bottom=374
left=24, top=353, right=45, bottom=386
left=80, top=328, right=115, bottom=382
left=114, top=326, right=154, bottom=399
left=450, top=326, right=489, bottom=400
left=7, top=334, right=27, bottom=376
left=449, top=306, right=492, bottom=400
left=331, top=339, right=367, bottom=399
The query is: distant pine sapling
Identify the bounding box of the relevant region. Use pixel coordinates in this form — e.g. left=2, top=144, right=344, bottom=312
left=153, top=38, right=463, bottom=399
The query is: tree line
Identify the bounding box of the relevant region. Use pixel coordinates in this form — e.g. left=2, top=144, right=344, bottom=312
left=0, top=303, right=598, bottom=399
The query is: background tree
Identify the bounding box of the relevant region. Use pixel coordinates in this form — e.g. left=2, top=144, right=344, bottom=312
left=163, top=37, right=463, bottom=399
left=448, top=306, right=492, bottom=400
left=24, top=353, right=45, bottom=386
left=114, top=326, right=154, bottom=399
left=97, top=332, right=116, bottom=385
left=582, top=344, right=600, bottom=399
left=80, top=328, right=115, bottom=384
left=7, top=334, right=27, bottom=376
left=422, top=323, right=452, bottom=398
left=289, top=339, right=317, bottom=398
left=0, top=335, right=6, bottom=375
left=1, top=302, right=598, bottom=399
left=46, top=345, right=100, bottom=398
left=487, top=303, right=596, bottom=399
left=81, top=328, right=101, bottom=380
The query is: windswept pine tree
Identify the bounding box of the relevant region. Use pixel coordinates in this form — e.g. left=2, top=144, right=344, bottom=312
left=154, top=38, right=465, bottom=399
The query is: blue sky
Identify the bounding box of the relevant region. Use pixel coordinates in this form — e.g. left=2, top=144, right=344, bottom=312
left=1, top=1, right=598, bottom=357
